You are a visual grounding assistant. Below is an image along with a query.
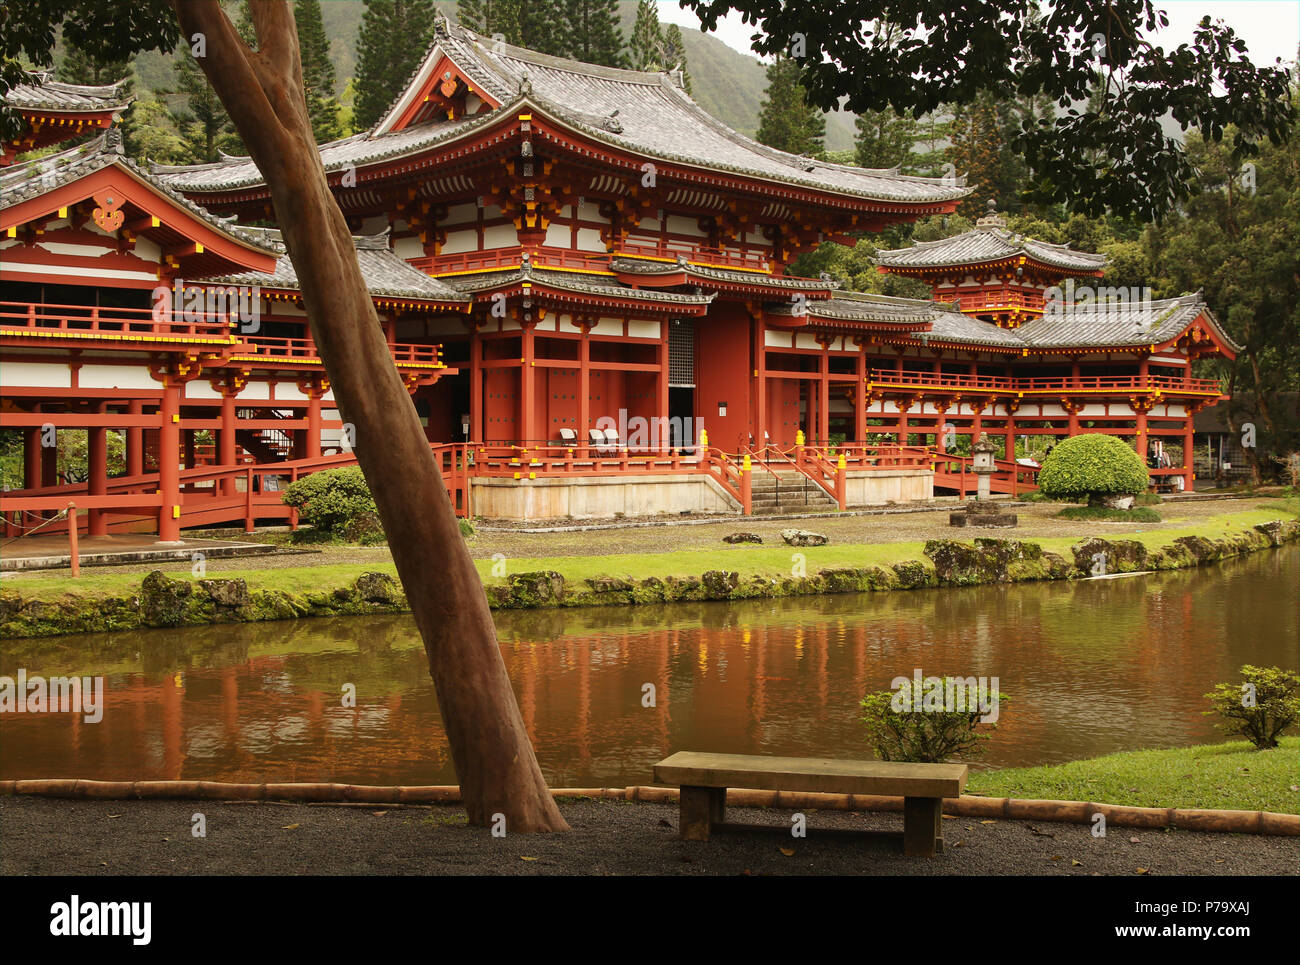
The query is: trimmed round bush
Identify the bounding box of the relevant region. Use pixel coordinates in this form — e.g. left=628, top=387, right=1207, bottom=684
left=281, top=466, right=382, bottom=542
left=1038, top=434, right=1148, bottom=503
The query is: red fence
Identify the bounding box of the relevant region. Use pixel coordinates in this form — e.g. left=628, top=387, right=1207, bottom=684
left=867, top=368, right=1222, bottom=394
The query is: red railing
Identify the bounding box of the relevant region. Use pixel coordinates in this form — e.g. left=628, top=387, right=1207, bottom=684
left=0, top=300, right=236, bottom=341
left=867, top=368, right=1222, bottom=394
left=948, top=290, right=1045, bottom=313
left=612, top=239, right=771, bottom=272
left=931, top=452, right=1040, bottom=497
left=420, top=246, right=603, bottom=275
left=237, top=336, right=445, bottom=368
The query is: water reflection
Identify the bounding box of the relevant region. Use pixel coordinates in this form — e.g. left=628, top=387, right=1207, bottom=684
left=2, top=546, right=1296, bottom=787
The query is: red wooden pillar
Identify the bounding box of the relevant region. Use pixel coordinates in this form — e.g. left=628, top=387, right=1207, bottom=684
left=184, top=426, right=197, bottom=470
left=578, top=321, right=591, bottom=453
left=23, top=428, right=40, bottom=489
left=1183, top=415, right=1195, bottom=492
left=87, top=403, right=107, bottom=536
left=1135, top=356, right=1150, bottom=457
left=520, top=319, right=536, bottom=445
left=1068, top=358, right=1081, bottom=436
left=894, top=355, right=906, bottom=445
left=818, top=343, right=830, bottom=445
left=854, top=346, right=866, bottom=444
left=1004, top=410, right=1016, bottom=461
left=219, top=389, right=237, bottom=496
left=306, top=389, right=323, bottom=459
left=126, top=399, right=144, bottom=479
left=753, top=316, right=766, bottom=448
left=157, top=381, right=181, bottom=543
left=659, top=322, right=670, bottom=451
left=469, top=326, right=483, bottom=443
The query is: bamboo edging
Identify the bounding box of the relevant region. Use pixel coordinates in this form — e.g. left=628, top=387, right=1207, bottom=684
left=1, top=779, right=1294, bottom=836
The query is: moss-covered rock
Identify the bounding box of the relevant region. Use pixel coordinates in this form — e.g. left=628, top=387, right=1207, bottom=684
left=1070, top=538, right=1149, bottom=576
left=891, top=560, right=934, bottom=589
left=505, top=571, right=564, bottom=607
left=199, top=578, right=250, bottom=608
left=354, top=571, right=400, bottom=604
left=701, top=570, right=740, bottom=597
left=140, top=570, right=202, bottom=627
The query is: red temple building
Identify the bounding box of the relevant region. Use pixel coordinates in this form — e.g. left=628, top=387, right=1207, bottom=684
left=0, top=19, right=1237, bottom=538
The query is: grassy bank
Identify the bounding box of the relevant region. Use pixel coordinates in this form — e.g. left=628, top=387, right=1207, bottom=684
left=1, top=507, right=1296, bottom=637
left=968, top=738, right=1300, bottom=814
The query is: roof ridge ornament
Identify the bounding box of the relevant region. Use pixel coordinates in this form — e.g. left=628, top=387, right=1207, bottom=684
left=976, top=197, right=1006, bottom=229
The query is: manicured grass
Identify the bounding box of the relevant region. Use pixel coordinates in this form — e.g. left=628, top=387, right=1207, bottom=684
left=967, top=737, right=1300, bottom=813
left=5, top=504, right=1295, bottom=602
left=1055, top=505, right=1162, bottom=523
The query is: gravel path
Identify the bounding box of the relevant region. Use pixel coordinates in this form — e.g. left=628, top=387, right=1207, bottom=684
left=2, top=798, right=1294, bottom=876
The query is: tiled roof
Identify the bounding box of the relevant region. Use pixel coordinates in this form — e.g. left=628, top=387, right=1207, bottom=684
left=2, top=74, right=132, bottom=113
left=877, top=226, right=1107, bottom=273
left=154, top=18, right=969, bottom=206
left=428, top=21, right=968, bottom=204
left=769, top=289, right=1235, bottom=353
left=0, top=131, right=277, bottom=254
left=208, top=227, right=469, bottom=304
left=442, top=265, right=716, bottom=306
left=1014, top=292, right=1240, bottom=351
left=609, top=256, right=839, bottom=292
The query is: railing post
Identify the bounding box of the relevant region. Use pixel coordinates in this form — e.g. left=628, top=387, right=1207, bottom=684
left=67, top=502, right=79, bottom=577
left=836, top=451, right=847, bottom=511
left=741, top=452, right=752, bottom=515
left=244, top=469, right=254, bottom=532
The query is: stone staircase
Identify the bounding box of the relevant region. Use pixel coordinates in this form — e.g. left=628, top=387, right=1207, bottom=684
left=749, top=470, right=837, bottom=514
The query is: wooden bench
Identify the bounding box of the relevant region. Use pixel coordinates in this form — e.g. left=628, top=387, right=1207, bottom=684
left=653, top=751, right=968, bottom=857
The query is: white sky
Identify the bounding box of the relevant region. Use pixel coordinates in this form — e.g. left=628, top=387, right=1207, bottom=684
left=656, top=0, right=1300, bottom=69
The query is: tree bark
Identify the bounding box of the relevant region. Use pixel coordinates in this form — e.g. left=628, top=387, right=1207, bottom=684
left=170, top=0, right=567, bottom=831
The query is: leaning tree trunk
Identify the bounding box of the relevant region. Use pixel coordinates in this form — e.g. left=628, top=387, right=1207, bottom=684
left=171, top=0, right=567, bottom=831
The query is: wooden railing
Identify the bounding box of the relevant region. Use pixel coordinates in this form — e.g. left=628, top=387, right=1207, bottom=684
left=239, top=335, right=445, bottom=368
left=867, top=368, right=1222, bottom=394
left=612, top=239, right=771, bottom=272
left=420, top=246, right=602, bottom=275
left=930, top=452, right=1041, bottom=497
left=0, top=300, right=235, bottom=341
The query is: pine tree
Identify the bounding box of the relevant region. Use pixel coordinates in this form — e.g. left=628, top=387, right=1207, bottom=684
left=58, top=36, right=141, bottom=154
left=58, top=37, right=131, bottom=87
left=662, top=22, right=690, bottom=92
left=854, top=108, right=918, bottom=171
left=629, top=0, right=665, bottom=70
left=755, top=56, right=825, bottom=156
left=949, top=92, right=1021, bottom=217
left=458, top=0, right=521, bottom=44
left=354, top=0, right=438, bottom=131
left=295, top=0, right=342, bottom=142
left=563, top=0, right=625, bottom=68
left=517, top=0, right=567, bottom=57
left=170, top=47, right=242, bottom=163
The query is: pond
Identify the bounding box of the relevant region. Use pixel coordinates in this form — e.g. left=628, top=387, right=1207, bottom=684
left=2, top=546, right=1296, bottom=787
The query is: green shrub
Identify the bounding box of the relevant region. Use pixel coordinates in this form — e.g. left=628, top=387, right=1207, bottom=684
left=281, top=467, right=383, bottom=543
left=1038, top=434, right=1148, bottom=504
left=860, top=677, right=1007, bottom=763
left=1204, top=665, right=1300, bottom=749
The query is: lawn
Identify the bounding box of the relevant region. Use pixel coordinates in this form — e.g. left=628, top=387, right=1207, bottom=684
left=967, top=737, right=1300, bottom=813
left=3, top=504, right=1295, bottom=602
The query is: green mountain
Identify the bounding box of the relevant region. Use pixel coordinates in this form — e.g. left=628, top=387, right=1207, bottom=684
left=104, top=1, right=853, bottom=151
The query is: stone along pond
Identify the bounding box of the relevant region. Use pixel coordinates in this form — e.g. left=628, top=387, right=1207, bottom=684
left=2, top=546, right=1296, bottom=788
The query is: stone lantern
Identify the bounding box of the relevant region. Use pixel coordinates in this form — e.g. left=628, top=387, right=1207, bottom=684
left=970, top=433, right=998, bottom=500
left=951, top=433, right=1017, bottom=528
